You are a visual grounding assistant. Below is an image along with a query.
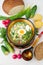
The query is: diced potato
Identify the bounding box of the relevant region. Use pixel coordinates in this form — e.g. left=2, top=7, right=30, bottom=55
left=33, top=14, right=42, bottom=21
left=34, top=21, right=42, bottom=28
left=42, top=22, right=43, bottom=26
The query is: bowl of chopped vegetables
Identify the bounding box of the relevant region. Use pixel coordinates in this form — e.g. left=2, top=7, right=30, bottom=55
left=7, top=18, right=35, bottom=48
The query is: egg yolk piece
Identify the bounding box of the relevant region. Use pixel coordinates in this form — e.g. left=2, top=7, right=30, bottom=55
left=18, top=29, right=26, bottom=35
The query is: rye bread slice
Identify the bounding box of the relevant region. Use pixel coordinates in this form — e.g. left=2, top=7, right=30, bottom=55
left=34, top=42, right=43, bottom=60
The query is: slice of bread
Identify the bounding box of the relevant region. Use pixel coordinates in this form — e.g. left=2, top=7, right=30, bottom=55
left=2, top=0, right=24, bottom=15
left=34, top=42, right=43, bottom=60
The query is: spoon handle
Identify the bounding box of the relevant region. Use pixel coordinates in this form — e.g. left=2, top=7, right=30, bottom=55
left=32, top=31, right=43, bottom=48
left=29, top=37, right=40, bottom=51
left=32, top=36, right=40, bottom=48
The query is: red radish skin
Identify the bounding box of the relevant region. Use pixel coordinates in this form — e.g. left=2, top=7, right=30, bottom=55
left=38, top=31, right=43, bottom=38
left=2, top=19, right=11, bottom=27
left=17, top=54, right=22, bottom=59
left=40, top=31, right=43, bottom=35
left=12, top=54, right=17, bottom=59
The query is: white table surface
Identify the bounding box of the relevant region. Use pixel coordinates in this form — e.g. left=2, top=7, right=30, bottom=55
left=0, top=0, right=43, bottom=65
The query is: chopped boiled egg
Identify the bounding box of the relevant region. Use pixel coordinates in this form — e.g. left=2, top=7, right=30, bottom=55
left=26, top=25, right=31, bottom=31
left=18, top=29, right=26, bottom=36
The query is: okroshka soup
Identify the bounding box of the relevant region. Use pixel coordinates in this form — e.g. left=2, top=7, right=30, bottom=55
left=7, top=19, right=35, bottom=47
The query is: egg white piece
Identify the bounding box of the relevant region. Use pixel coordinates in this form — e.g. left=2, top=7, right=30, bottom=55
left=26, top=25, right=31, bottom=31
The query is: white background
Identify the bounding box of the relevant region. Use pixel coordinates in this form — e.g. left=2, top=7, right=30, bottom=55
left=0, top=0, right=43, bottom=65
